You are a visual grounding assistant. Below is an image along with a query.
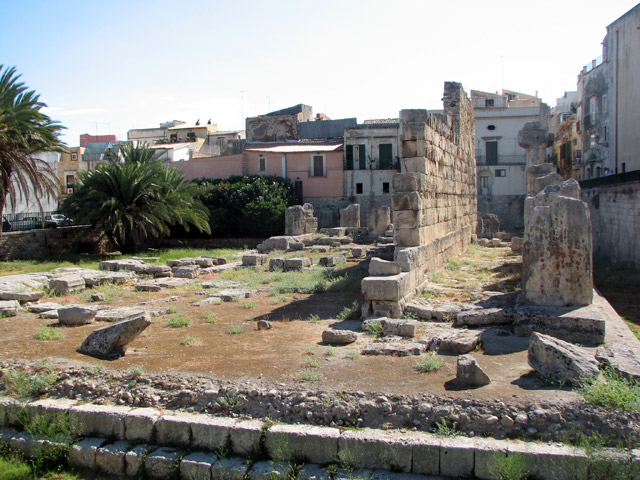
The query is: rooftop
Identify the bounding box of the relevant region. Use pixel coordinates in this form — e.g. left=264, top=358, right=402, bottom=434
left=245, top=142, right=343, bottom=153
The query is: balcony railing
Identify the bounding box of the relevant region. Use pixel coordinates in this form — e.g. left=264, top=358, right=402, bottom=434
left=476, top=155, right=525, bottom=166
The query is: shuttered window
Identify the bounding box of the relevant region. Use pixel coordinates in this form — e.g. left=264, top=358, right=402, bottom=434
left=345, top=145, right=354, bottom=170
left=312, top=155, right=325, bottom=177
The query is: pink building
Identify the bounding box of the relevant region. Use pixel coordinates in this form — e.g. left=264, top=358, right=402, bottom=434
left=80, top=133, right=117, bottom=148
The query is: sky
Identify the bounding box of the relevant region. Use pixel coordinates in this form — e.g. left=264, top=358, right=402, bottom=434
left=1, top=0, right=638, bottom=146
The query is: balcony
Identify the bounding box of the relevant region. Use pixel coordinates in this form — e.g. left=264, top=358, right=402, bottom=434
left=476, top=155, right=525, bottom=166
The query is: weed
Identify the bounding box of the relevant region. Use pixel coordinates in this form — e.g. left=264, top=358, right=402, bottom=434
left=299, top=369, right=322, bottom=381
left=128, top=365, right=145, bottom=377
left=345, top=350, right=360, bottom=360
left=579, top=368, right=640, bottom=412
left=336, top=300, right=361, bottom=321
left=432, top=418, right=458, bottom=436
left=307, top=314, right=321, bottom=323
left=488, top=453, right=529, bottom=480
left=203, top=313, right=218, bottom=324
left=230, top=296, right=242, bottom=302
left=420, top=290, right=435, bottom=300
left=414, top=352, right=444, bottom=373
left=0, top=455, right=31, bottom=480
left=320, top=396, right=336, bottom=408
left=402, top=310, right=418, bottom=320
left=325, top=347, right=337, bottom=357
left=241, top=302, right=256, bottom=309
left=442, top=312, right=456, bottom=323
left=305, top=357, right=321, bottom=368
left=228, top=326, right=244, bottom=335
left=364, top=320, right=383, bottom=337
left=305, top=346, right=317, bottom=355
left=166, top=315, right=190, bottom=328
left=2, top=367, right=58, bottom=399
left=33, top=327, right=64, bottom=341
left=181, top=334, right=203, bottom=346
left=219, top=392, right=244, bottom=411
left=269, top=432, right=290, bottom=463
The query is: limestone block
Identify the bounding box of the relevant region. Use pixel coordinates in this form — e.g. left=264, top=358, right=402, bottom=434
left=391, top=192, right=421, bottom=211
left=95, top=307, right=145, bottom=323
left=145, top=447, right=181, bottom=480
left=269, top=258, right=285, bottom=271
left=49, top=275, right=85, bottom=295
left=155, top=414, right=195, bottom=447
left=506, top=440, right=588, bottom=480
left=456, top=354, right=491, bottom=387
left=266, top=424, right=340, bottom=464
left=595, top=344, right=640, bottom=382
left=351, top=247, right=368, bottom=258
left=474, top=437, right=507, bottom=480
left=369, top=258, right=401, bottom=276
left=322, top=329, right=357, bottom=345
left=480, top=213, right=500, bottom=234
left=362, top=273, right=413, bottom=303
left=283, top=257, right=312, bottom=271
left=25, top=398, right=76, bottom=425
left=249, top=461, right=291, bottom=480
left=69, top=404, right=130, bottom=438
left=367, top=206, right=391, bottom=235
left=362, top=342, right=425, bottom=356
left=340, top=204, right=360, bottom=228
left=95, top=440, right=130, bottom=477
left=211, top=457, right=248, bottom=480
left=534, top=172, right=564, bottom=194
left=454, top=308, right=514, bottom=327
left=410, top=435, right=440, bottom=475
left=242, top=254, right=267, bottom=267
left=439, top=436, right=474, bottom=478
left=338, top=429, right=413, bottom=472
left=125, top=443, right=149, bottom=478
left=0, top=396, right=25, bottom=427
left=124, top=407, right=160, bottom=442
left=229, top=419, right=264, bottom=456
left=298, top=464, right=330, bottom=480
left=289, top=241, right=305, bottom=251
left=402, top=157, right=430, bottom=174
left=318, top=255, right=345, bottom=267
left=190, top=416, right=236, bottom=451
left=68, top=437, right=106, bottom=470
left=58, top=305, right=96, bottom=326
left=511, top=236, right=524, bottom=254
left=0, top=291, right=44, bottom=303
left=305, top=217, right=318, bottom=233
left=0, top=299, right=20, bottom=317
left=381, top=319, right=417, bottom=337
left=522, top=196, right=593, bottom=307
left=528, top=332, right=600, bottom=385
left=26, top=302, right=62, bottom=313
left=180, top=451, right=216, bottom=480
left=285, top=205, right=307, bottom=236
left=78, top=312, right=151, bottom=358
left=172, top=265, right=200, bottom=279
left=394, top=210, right=422, bottom=229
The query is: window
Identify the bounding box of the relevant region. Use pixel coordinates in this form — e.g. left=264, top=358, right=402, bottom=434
left=65, top=175, right=75, bottom=187
left=217, top=138, right=225, bottom=148
left=258, top=156, right=267, bottom=172
left=487, top=125, right=496, bottom=131
left=603, top=126, right=607, bottom=142
left=485, top=140, right=498, bottom=165
left=485, top=99, right=494, bottom=107
left=601, top=94, right=608, bottom=114
left=311, top=154, right=325, bottom=177
left=345, top=145, right=354, bottom=170
left=495, top=169, right=506, bottom=177
left=71, top=153, right=78, bottom=161
left=480, top=176, right=489, bottom=188
left=382, top=182, right=390, bottom=193
left=356, top=183, right=363, bottom=194
left=170, top=134, right=177, bottom=142
left=186, top=132, right=196, bottom=142
left=355, top=144, right=367, bottom=170
left=379, top=144, right=393, bottom=169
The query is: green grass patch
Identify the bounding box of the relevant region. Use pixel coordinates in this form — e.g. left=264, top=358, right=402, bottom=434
left=307, top=314, right=321, bottom=323
left=2, top=366, right=58, bottom=399
left=414, top=352, right=444, bottom=373
left=228, top=326, right=244, bottom=335
left=305, top=357, right=321, bottom=368
left=33, top=327, right=64, bottom=341
left=579, top=368, right=640, bottom=412
left=336, top=300, right=361, bottom=321
left=241, top=301, right=255, bottom=309
left=181, top=334, right=203, bottom=346
left=488, top=453, right=529, bottom=480
left=166, top=315, right=190, bottom=328
left=300, top=369, right=322, bottom=381
left=364, top=320, right=383, bottom=336
left=203, top=313, right=218, bottom=324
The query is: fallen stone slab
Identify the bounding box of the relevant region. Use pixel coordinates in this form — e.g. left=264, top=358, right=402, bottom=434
left=83, top=271, right=137, bottom=287
left=514, top=303, right=605, bottom=345
left=308, top=246, right=330, bottom=253
left=99, top=259, right=150, bottom=273
left=242, top=254, right=267, bottom=267
left=528, top=332, right=600, bottom=385
left=95, top=307, right=145, bottom=323
left=595, top=344, right=640, bottom=382
left=192, top=297, right=223, bottom=307
left=0, top=291, right=45, bottom=303
left=381, top=319, right=417, bottom=337
left=40, top=310, right=59, bottom=319
left=318, top=255, right=345, bottom=267
left=456, top=354, right=491, bottom=387
left=58, top=306, right=96, bottom=326
left=454, top=307, right=514, bottom=327
left=428, top=330, right=481, bottom=354
left=284, top=257, right=312, bottom=271
left=249, top=461, right=291, bottom=480
left=0, top=300, right=20, bottom=317
left=135, top=278, right=194, bottom=292
left=350, top=247, right=368, bottom=258
left=362, top=342, right=426, bottom=356
left=289, top=241, right=305, bottom=251
left=213, top=289, right=258, bottom=302
left=172, top=265, right=200, bottom=279
left=78, top=312, right=151, bottom=359
left=49, top=275, right=85, bottom=295
left=90, top=293, right=105, bottom=302
left=322, top=329, right=357, bottom=345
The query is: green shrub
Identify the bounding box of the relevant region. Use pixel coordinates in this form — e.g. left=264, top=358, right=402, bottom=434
left=336, top=300, right=361, bottom=321
left=488, top=453, right=529, bottom=480
left=2, top=367, right=58, bottom=399
left=300, top=369, right=322, bottom=381
left=432, top=418, right=458, bottom=436
left=579, top=368, right=640, bottom=412
left=414, top=352, right=444, bottom=373
left=167, top=315, right=190, bottom=328
left=364, top=320, right=383, bottom=336
left=181, top=335, right=202, bottom=346
left=228, top=326, right=243, bottom=335
left=33, top=327, right=63, bottom=341
left=0, top=455, right=31, bottom=480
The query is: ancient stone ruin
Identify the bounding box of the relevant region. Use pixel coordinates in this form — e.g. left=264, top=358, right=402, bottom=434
left=284, top=203, right=317, bottom=235
left=362, top=82, right=477, bottom=317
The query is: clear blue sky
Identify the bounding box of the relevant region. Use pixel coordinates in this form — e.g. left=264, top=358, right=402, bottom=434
left=2, top=0, right=637, bottom=146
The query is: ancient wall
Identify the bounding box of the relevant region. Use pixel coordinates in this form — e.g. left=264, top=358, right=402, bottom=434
left=581, top=173, right=640, bottom=269
left=477, top=194, right=525, bottom=232
left=362, top=82, right=477, bottom=317
left=245, top=115, right=298, bottom=142
left=303, top=195, right=393, bottom=229
left=0, top=226, right=113, bottom=260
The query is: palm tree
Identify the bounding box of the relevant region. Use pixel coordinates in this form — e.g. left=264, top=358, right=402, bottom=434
left=62, top=143, right=210, bottom=253
left=0, top=65, right=66, bottom=234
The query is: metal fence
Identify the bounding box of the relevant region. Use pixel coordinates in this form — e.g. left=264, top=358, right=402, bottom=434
left=1, top=211, right=68, bottom=232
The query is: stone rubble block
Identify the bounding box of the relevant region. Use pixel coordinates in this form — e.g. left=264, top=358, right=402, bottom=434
left=381, top=319, right=417, bottom=337
left=249, top=461, right=291, bottom=480
left=322, top=329, right=357, bottom=345
left=595, top=344, right=640, bottom=382
left=242, top=254, right=267, bottom=267
left=340, top=204, right=360, bottom=228
left=266, top=424, right=340, bottom=465
left=125, top=443, right=149, bottom=478
left=506, top=440, right=588, bottom=480
left=68, top=437, right=107, bottom=470
left=95, top=440, right=130, bottom=477
left=283, top=257, right=312, bottom=271
left=26, top=302, right=62, bottom=313
left=49, top=275, right=85, bottom=295
left=362, top=342, right=426, bottom=357
left=350, top=247, right=368, bottom=258
left=367, top=206, right=391, bottom=236
left=229, top=419, right=264, bottom=456
left=58, top=305, right=97, bottom=326
left=338, top=429, right=413, bottom=472
left=454, top=307, right=514, bottom=327
left=69, top=403, right=131, bottom=438
left=362, top=274, right=411, bottom=303
left=190, top=416, right=236, bottom=451
left=289, top=241, right=305, bottom=251
left=431, top=330, right=481, bottom=354
left=511, top=236, right=524, bottom=254
left=95, top=307, right=145, bottom=323
left=308, top=245, right=330, bottom=253
left=180, top=451, right=217, bottom=480
left=192, top=297, right=223, bottom=307
left=79, top=312, right=151, bottom=358
left=298, top=464, right=330, bottom=480
left=369, top=258, right=401, bottom=276
left=456, top=354, right=491, bottom=387
left=527, top=332, right=600, bottom=386
left=155, top=414, right=195, bottom=447
left=473, top=437, right=507, bottom=479
left=439, top=436, right=475, bottom=478
left=145, top=446, right=181, bottom=479
left=0, top=291, right=44, bottom=303
left=172, top=265, right=200, bottom=279
left=0, top=396, right=25, bottom=427
left=124, top=407, right=161, bottom=442
left=318, top=255, right=345, bottom=267
left=211, top=456, right=248, bottom=480
left=0, top=300, right=20, bottom=317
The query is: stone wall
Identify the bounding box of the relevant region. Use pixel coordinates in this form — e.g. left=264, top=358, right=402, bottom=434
left=477, top=194, right=525, bottom=232
left=0, top=226, right=112, bottom=260
left=582, top=175, right=640, bottom=269
left=362, top=82, right=477, bottom=317
left=304, top=196, right=394, bottom=229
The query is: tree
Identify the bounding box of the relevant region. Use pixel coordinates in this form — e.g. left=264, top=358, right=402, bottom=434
left=0, top=65, right=66, bottom=234
left=62, top=143, right=210, bottom=253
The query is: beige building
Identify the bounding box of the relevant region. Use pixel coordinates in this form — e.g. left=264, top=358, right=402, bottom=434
left=57, top=146, right=85, bottom=198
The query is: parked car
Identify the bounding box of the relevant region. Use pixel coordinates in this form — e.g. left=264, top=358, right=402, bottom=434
left=1, top=216, right=11, bottom=232
left=45, top=214, right=73, bottom=228
left=17, top=216, right=45, bottom=230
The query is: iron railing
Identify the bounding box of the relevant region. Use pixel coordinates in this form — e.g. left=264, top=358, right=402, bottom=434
left=1, top=211, right=69, bottom=232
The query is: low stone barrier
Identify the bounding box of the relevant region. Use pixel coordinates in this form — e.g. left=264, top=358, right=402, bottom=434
left=1, top=396, right=637, bottom=479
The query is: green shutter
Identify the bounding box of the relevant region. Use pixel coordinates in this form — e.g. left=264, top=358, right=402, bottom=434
left=359, top=144, right=367, bottom=170
left=346, top=145, right=354, bottom=170
left=379, top=144, right=393, bottom=169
